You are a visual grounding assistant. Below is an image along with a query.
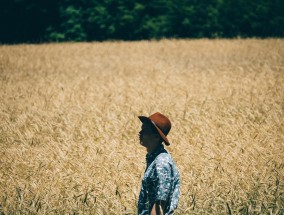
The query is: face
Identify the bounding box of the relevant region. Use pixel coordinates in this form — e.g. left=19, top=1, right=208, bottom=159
left=139, top=122, right=160, bottom=147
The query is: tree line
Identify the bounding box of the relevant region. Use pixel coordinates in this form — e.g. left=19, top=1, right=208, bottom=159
left=1, top=0, right=283, bottom=43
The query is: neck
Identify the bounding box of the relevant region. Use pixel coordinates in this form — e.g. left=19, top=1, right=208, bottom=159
left=147, top=142, right=162, bottom=154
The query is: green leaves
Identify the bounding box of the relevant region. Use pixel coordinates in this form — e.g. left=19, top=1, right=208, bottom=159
left=0, top=0, right=283, bottom=43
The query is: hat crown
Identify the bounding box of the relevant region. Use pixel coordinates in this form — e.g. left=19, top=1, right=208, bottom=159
left=149, top=112, right=171, bottom=136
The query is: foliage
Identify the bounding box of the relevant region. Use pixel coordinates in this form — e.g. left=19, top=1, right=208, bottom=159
left=0, top=0, right=283, bottom=42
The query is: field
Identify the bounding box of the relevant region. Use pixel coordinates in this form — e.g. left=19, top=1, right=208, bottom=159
left=0, top=39, right=283, bottom=214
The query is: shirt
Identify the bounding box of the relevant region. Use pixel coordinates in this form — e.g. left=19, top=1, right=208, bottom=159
left=138, top=144, right=180, bottom=215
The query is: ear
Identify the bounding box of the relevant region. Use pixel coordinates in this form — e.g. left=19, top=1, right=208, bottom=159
left=154, top=133, right=162, bottom=141
left=153, top=132, right=159, bottom=138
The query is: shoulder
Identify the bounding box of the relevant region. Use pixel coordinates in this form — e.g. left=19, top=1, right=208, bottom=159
left=154, top=153, right=173, bottom=169
left=156, top=152, right=171, bottom=162
left=155, top=153, right=180, bottom=177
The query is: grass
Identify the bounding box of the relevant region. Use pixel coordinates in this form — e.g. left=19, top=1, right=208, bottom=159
left=0, top=39, right=283, bottom=214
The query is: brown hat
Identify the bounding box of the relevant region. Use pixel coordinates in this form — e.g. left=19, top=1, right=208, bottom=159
left=138, top=112, right=171, bottom=146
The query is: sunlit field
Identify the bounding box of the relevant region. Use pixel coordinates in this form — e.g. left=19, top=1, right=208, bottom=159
left=0, top=39, right=283, bottom=214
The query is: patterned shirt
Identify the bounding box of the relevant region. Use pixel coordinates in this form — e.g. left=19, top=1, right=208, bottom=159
left=138, top=144, right=180, bottom=215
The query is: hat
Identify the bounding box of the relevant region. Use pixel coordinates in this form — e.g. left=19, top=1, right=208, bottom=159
left=138, top=112, right=171, bottom=146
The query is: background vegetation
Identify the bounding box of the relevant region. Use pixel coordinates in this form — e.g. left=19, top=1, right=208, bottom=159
left=1, top=0, right=284, bottom=43
left=0, top=39, right=283, bottom=214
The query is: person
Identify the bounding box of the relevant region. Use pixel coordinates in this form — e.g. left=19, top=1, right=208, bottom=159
left=138, top=112, right=180, bottom=215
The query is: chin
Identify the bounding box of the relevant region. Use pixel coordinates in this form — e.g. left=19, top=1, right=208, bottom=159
left=140, top=140, right=146, bottom=147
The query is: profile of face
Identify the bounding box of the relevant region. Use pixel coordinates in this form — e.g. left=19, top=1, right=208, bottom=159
left=139, top=122, right=161, bottom=148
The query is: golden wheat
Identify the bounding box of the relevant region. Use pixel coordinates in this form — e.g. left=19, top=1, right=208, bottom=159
left=0, top=39, right=283, bottom=214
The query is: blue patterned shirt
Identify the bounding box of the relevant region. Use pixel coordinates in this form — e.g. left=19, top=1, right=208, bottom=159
left=138, top=144, right=180, bottom=215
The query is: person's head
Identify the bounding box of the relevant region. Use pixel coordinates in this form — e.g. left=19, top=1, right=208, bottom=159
left=139, top=121, right=163, bottom=148
left=138, top=112, right=171, bottom=151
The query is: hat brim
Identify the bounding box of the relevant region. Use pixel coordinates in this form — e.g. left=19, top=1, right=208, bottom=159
left=138, top=116, right=170, bottom=146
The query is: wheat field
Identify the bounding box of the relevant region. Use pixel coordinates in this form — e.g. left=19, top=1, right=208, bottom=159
left=0, top=39, right=283, bottom=214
